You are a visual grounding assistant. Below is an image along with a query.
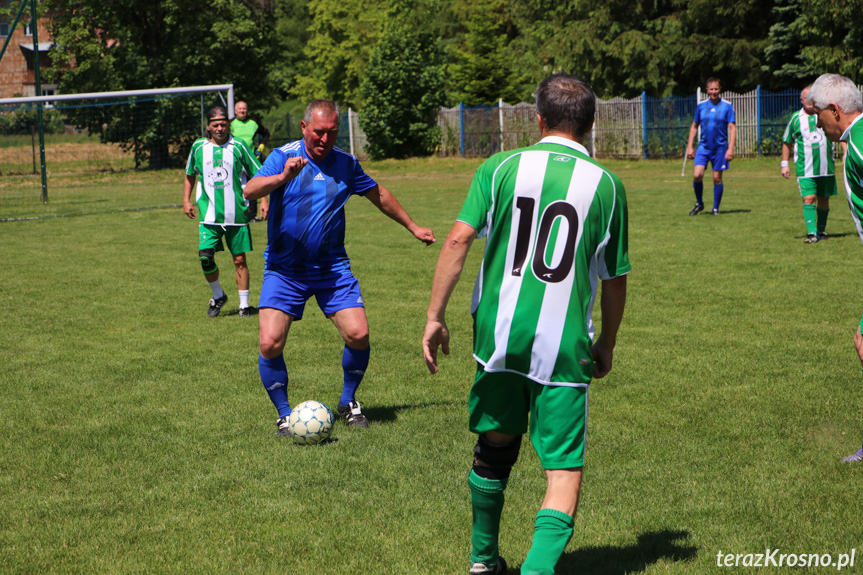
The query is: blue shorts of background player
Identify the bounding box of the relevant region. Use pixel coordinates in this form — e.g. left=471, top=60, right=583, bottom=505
left=694, top=146, right=730, bottom=172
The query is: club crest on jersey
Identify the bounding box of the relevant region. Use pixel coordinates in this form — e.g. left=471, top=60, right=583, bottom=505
left=314, top=172, right=325, bottom=181
left=206, top=166, right=229, bottom=184
left=806, top=132, right=823, bottom=144
left=580, top=358, right=589, bottom=366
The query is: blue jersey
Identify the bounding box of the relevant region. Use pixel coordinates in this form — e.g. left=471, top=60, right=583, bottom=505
left=694, top=98, right=736, bottom=151
left=255, top=140, right=378, bottom=280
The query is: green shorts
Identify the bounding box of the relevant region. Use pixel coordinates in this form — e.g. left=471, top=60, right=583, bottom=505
left=199, top=223, right=252, bottom=255
left=798, top=176, right=838, bottom=198
left=468, top=366, right=588, bottom=469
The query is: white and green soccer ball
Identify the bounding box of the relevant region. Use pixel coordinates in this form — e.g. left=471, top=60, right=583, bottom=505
left=288, top=400, right=334, bottom=445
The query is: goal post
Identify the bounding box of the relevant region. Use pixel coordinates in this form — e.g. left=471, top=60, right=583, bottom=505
left=0, top=84, right=233, bottom=221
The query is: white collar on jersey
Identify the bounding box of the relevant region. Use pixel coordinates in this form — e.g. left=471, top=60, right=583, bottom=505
left=539, top=135, right=591, bottom=157
left=841, top=112, right=863, bottom=142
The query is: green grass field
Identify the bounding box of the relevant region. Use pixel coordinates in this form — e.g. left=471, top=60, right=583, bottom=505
left=1, top=156, right=862, bottom=574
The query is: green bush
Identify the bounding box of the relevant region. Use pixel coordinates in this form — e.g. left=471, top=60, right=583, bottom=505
left=0, top=107, right=66, bottom=135
left=358, top=18, right=444, bottom=160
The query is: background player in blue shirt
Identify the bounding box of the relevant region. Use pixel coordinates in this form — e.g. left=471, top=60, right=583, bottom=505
left=243, top=99, right=436, bottom=435
left=685, top=78, right=737, bottom=215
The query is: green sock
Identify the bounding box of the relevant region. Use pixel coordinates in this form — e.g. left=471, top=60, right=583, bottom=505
left=520, top=509, right=575, bottom=575
left=816, top=208, right=829, bottom=234
left=803, top=204, right=817, bottom=235
left=468, top=470, right=507, bottom=566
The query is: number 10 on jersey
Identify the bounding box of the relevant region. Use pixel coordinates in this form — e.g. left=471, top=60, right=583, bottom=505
left=511, top=197, right=579, bottom=284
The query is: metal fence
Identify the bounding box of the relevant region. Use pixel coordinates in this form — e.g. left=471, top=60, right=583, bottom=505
left=338, top=87, right=806, bottom=160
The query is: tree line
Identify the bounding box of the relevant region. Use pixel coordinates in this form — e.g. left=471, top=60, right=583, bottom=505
left=23, top=0, right=863, bottom=160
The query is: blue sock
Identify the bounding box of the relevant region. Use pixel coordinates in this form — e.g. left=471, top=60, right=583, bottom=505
left=339, top=345, right=370, bottom=406
left=259, top=354, right=290, bottom=418
left=693, top=181, right=703, bottom=204
left=713, top=183, right=724, bottom=210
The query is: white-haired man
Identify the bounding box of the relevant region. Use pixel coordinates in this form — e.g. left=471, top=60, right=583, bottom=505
left=808, top=73, right=863, bottom=462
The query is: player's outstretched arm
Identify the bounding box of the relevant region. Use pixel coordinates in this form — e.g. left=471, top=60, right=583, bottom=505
left=244, top=156, right=307, bottom=200
left=182, top=173, right=197, bottom=219
left=423, top=222, right=476, bottom=373
left=365, top=184, right=436, bottom=245
left=591, top=274, right=627, bottom=379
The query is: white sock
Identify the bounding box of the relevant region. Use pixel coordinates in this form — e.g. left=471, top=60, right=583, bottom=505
left=209, top=280, right=225, bottom=299
left=239, top=290, right=250, bottom=309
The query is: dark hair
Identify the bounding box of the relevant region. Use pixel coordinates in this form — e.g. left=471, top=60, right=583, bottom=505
left=304, top=99, right=340, bottom=124
left=535, top=74, right=595, bottom=138
left=705, top=77, right=721, bottom=88
left=205, top=106, right=229, bottom=139
left=206, top=106, right=228, bottom=123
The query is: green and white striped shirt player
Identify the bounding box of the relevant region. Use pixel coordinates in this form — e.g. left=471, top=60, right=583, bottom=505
left=185, top=136, right=261, bottom=225
left=457, top=136, right=631, bottom=387
left=782, top=109, right=834, bottom=178
left=841, top=114, right=863, bottom=243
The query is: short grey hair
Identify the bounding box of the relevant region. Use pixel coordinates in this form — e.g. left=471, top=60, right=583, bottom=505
left=304, top=99, right=340, bottom=124
left=807, top=74, right=863, bottom=113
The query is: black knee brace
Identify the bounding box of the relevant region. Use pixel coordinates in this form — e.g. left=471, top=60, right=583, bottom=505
left=473, top=434, right=522, bottom=481
left=199, top=249, right=217, bottom=274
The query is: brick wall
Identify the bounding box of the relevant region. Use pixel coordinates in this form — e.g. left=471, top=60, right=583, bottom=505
left=0, top=17, right=54, bottom=99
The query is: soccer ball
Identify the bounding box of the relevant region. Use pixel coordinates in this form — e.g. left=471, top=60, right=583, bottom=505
left=288, top=400, right=334, bottom=445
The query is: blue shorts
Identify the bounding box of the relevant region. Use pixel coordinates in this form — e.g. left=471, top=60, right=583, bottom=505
left=694, top=146, right=730, bottom=171
left=259, top=271, right=364, bottom=320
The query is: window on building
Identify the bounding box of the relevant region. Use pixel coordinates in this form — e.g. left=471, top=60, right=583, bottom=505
left=0, top=22, right=10, bottom=37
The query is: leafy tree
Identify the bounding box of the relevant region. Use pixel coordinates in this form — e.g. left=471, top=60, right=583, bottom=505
left=291, top=0, right=387, bottom=108
left=358, top=14, right=444, bottom=159
left=508, top=0, right=775, bottom=98
left=45, top=0, right=278, bottom=168
left=447, top=0, right=524, bottom=106
left=766, top=0, right=863, bottom=85
left=270, top=0, right=313, bottom=96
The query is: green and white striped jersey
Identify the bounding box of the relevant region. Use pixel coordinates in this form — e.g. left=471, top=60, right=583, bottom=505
left=782, top=109, right=834, bottom=178
left=841, top=114, right=863, bottom=242
left=185, top=136, right=261, bottom=225
left=457, top=136, right=631, bottom=387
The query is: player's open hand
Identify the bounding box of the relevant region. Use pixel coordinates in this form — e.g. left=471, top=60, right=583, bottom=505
left=413, top=226, right=436, bottom=246
left=183, top=201, right=196, bottom=219
left=590, top=341, right=613, bottom=379
left=280, top=157, right=307, bottom=183
left=422, top=319, right=450, bottom=374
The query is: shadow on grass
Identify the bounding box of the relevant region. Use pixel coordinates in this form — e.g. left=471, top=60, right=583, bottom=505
left=514, top=529, right=697, bottom=574
left=364, top=401, right=462, bottom=424
left=802, top=232, right=859, bottom=240
left=711, top=209, right=751, bottom=215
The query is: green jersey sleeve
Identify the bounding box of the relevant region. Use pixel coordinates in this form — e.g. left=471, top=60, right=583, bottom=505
left=782, top=114, right=797, bottom=145
left=236, top=139, right=262, bottom=176
left=598, top=172, right=631, bottom=280
left=456, top=158, right=498, bottom=236
left=185, top=139, right=205, bottom=176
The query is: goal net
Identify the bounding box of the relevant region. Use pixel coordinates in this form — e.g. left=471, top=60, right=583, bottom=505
left=0, top=84, right=233, bottom=221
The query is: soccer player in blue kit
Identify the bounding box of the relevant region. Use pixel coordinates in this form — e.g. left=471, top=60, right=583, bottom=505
left=243, top=99, right=436, bottom=435
left=685, top=78, right=737, bottom=216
